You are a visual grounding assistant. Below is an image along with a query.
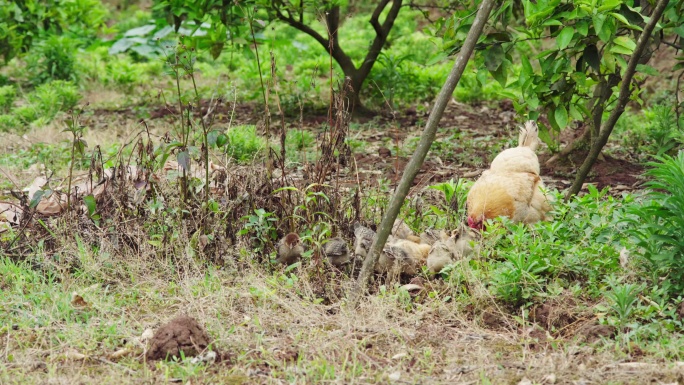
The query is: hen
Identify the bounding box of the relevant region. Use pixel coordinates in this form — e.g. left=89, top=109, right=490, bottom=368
left=466, top=121, right=551, bottom=230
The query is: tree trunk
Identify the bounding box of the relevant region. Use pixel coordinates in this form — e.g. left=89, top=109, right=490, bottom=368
left=566, top=0, right=669, bottom=199
left=349, top=0, right=497, bottom=307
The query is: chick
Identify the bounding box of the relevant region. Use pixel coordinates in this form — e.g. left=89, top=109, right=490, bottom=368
left=276, top=233, right=305, bottom=265
left=419, top=228, right=449, bottom=246
left=323, top=237, right=351, bottom=267
left=392, top=219, right=415, bottom=240
left=426, top=226, right=479, bottom=273
left=353, top=222, right=376, bottom=258
left=375, top=239, right=431, bottom=276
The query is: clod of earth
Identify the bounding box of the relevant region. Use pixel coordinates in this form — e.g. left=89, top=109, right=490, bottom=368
left=146, top=316, right=212, bottom=361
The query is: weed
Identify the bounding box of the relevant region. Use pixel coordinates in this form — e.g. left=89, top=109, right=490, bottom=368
left=25, top=35, right=80, bottom=85
left=224, top=125, right=267, bottom=163
left=27, top=80, right=82, bottom=121
left=240, top=208, right=278, bottom=254
left=0, top=85, right=16, bottom=112
left=627, top=151, right=684, bottom=297
left=616, top=104, right=684, bottom=158
left=0, top=114, right=20, bottom=132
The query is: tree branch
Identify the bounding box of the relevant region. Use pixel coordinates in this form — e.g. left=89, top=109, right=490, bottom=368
left=272, top=6, right=357, bottom=76
left=370, top=0, right=391, bottom=37
left=349, top=0, right=497, bottom=307
left=353, top=0, right=403, bottom=94
left=566, top=0, right=669, bottom=199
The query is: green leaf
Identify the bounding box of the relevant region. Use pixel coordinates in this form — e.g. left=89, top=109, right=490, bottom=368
left=554, top=105, right=569, bottom=129
left=635, top=64, right=659, bottom=76
left=124, top=24, right=156, bottom=37
left=592, top=14, right=606, bottom=36
left=603, top=51, right=616, bottom=73
left=598, top=0, right=622, bottom=12
left=83, top=194, right=97, bottom=218
left=569, top=104, right=583, bottom=120
left=674, top=25, right=684, bottom=38
left=610, top=12, right=630, bottom=26
left=74, top=139, right=87, bottom=157
left=614, top=36, right=636, bottom=52
left=598, top=17, right=615, bottom=43
left=29, top=189, right=48, bottom=209
left=557, top=27, right=574, bottom=50
left=216, top=133, right=228, bottom=148
left=537, top=122, right=555, bottom=147
left=490, top=60, right=508, bottom=86
left=609, top=44, right=633, bottom=55
left=485, top=44, right=505, bottom=72
left=576, top=20, right=589, bottom=37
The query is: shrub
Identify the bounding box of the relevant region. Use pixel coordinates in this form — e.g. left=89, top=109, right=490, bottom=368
left=0, top=85, right=16, bottom=112
left=224, top=125, right=266, bottom=163
left=12, top=105, right=39, bottom=124
left=0, top=114, right=20, bottom=132
left=105, top=56, right=145, bottom=90
left=627, top=151, right=684, bottom=297
left=25, top=35, right=79, bottom=84
left=27, top=80, right=81, bottom=119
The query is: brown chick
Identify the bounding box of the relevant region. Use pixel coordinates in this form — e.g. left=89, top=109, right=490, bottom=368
left=323, top=237, right=351, bottom=267
left=276, top=233, right=305, bottom=265
left=375, top=239, right=431, bottom=276
left=392, top=218, right=415, bottom=239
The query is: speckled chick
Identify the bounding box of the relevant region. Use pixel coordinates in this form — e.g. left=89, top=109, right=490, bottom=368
left=323, top=237, right=351, bottom=267
left=419, top=228, right=450, bottom=246
left=426, top=226, right=479, bottom=273
left=276, top=233, right=305, bottom=265
left=353, top=222, right=376, bottom=258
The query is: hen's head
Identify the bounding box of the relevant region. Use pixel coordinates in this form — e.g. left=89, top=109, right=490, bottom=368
left=283, top=233, right=301, bottom=247
left=467, top=215, right=485, bottom=231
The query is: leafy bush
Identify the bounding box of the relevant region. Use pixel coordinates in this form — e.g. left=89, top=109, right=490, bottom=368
left=0, top=114, right=20, bottom=132
left=27, top=80, right=81, bottom=119
left=0, top=0, right=107, bottom=64
left=224, top=125, right=266, bottom=163
left=0, top=85, right=16, bottom=112
left=105, top=56, right=145, bottom=89
left=12, top=105, right=39, bottom=124
left=481, top=186, right=628, bottom=305
left=617, top=105, right=684, bottom=158
left=25, top=35, right=79, bottom=84
left=627, top=151, right=684, bottom=297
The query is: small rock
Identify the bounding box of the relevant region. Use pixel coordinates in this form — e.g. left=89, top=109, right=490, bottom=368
left=388, top=371, right=401, bottom=382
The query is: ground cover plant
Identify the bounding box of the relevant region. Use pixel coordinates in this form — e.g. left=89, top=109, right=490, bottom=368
left=1, top=0, right=684, bottom=384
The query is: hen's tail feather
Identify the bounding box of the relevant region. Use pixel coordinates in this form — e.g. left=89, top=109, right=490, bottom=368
left=518, top=120, right=539, bottom=150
